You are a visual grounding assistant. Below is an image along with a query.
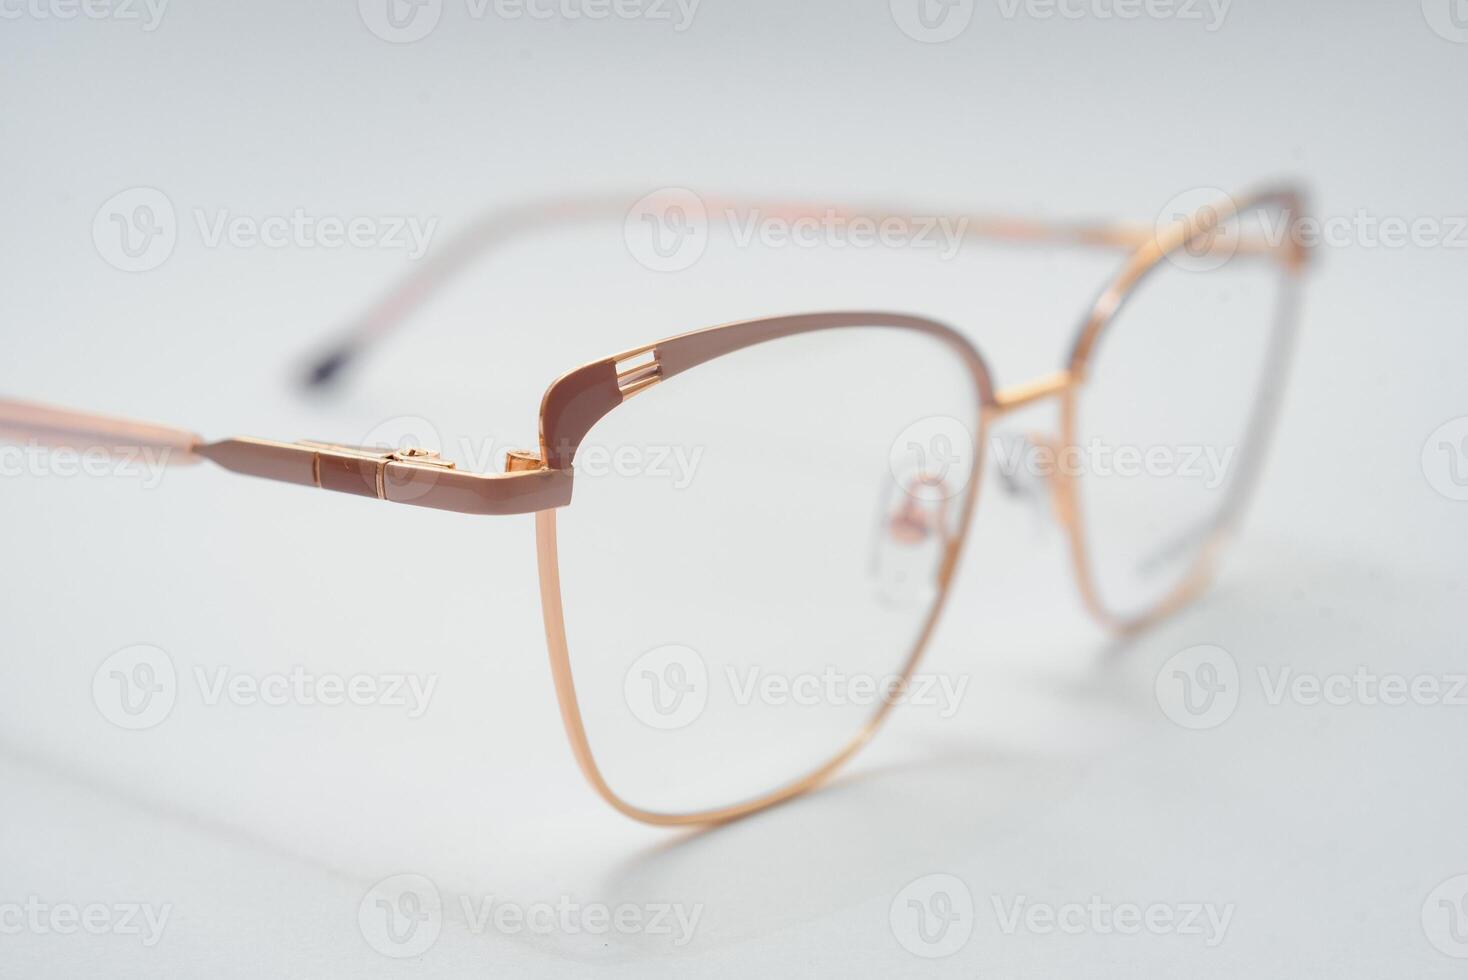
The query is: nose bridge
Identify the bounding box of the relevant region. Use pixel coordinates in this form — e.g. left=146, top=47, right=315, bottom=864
left=987, top=370, right=1080, bottom=532
left=990, top=369, right=1076, bottom=418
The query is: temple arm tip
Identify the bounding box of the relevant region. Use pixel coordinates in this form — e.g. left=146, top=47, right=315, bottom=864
left=302, top=346, right=355, bottom=391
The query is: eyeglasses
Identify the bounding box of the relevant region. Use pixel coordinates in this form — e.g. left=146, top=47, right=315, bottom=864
left=2, top=185, right=1311, bottom=825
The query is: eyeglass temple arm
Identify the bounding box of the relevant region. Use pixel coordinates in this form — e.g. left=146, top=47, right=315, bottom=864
left=300, top=192, right=1296, bottom=389
left=0, top=397, right=570, bottom=515
left=0, top=397, right=204, bottom=461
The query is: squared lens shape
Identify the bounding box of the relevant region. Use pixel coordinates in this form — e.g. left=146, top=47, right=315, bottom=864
left=1070, top=201, right=1301, bottom=623
left=542, top=322, right=986, bottom=820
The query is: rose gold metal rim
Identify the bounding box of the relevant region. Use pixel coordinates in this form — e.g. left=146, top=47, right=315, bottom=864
left=0, top=183, right=1312, bottom=826
left=533, top=314, right=994, bottom=826
left=1059, top=185, right=1311, bottom=633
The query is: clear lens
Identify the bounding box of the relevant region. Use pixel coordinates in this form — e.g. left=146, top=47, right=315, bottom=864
left=1073, top=202, right=1296, bottom=620
left=551, top=325, right=981, bottom=817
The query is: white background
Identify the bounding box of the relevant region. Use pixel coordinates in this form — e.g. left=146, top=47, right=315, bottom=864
left=1, top=0, right=1465, bottom=976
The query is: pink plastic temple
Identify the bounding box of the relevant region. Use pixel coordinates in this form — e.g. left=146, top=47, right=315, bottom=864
left=0, top=397, right=202, bottom=462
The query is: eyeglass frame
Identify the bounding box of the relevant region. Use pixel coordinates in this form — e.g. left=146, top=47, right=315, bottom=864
left=0, top=184, right=1311, bottom=825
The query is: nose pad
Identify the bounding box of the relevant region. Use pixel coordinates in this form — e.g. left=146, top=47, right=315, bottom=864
left=869, top=470, right=955, bottom=608
left=1031, top=432, right=1077, bottom=530
left=990, top=430, right=1073, bottom=532
left=991, top=430, right=1050, bottom=532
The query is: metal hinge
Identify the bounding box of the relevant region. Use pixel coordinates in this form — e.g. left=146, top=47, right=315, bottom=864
left=298, top=441, right=457, bottom=500
left=504, top=449, right=545, bottom=473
